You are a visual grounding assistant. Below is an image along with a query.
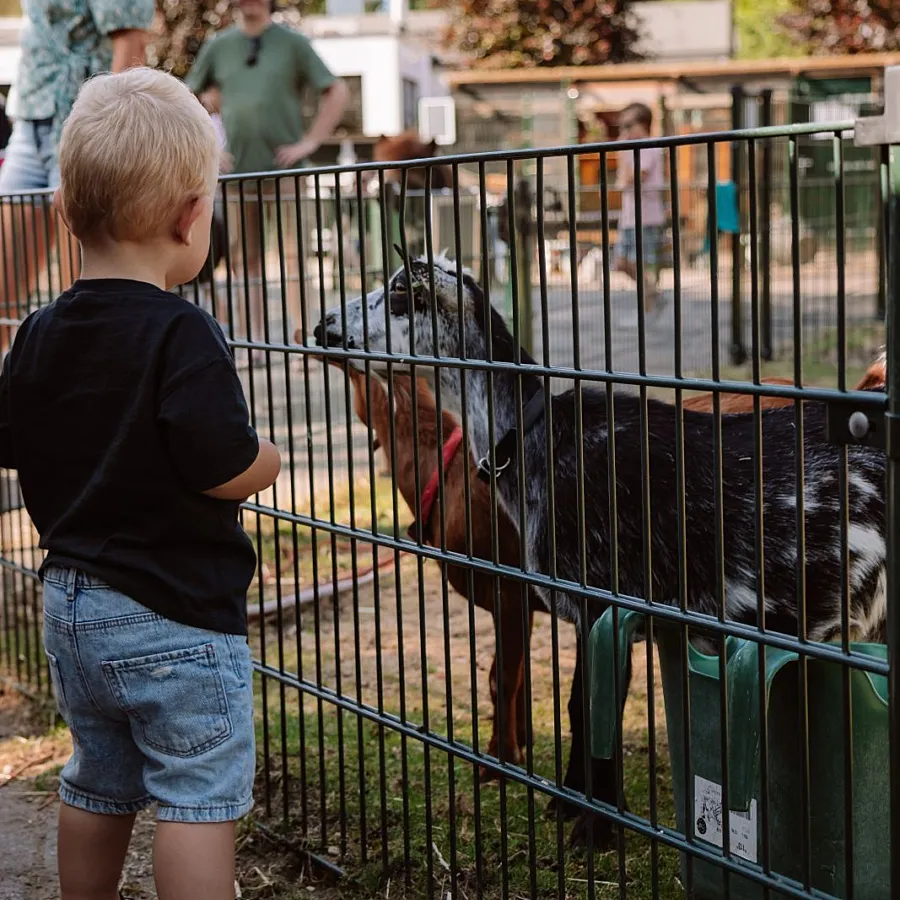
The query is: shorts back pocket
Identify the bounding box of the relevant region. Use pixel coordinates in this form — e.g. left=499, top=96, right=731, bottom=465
left=103, top=643, right=232, bottom=758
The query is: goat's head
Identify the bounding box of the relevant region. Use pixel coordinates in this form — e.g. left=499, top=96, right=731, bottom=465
left=313, top=254, right=482, bottom=378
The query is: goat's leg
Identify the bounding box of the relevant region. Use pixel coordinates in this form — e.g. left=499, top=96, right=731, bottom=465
left=516, top=608, right=535, bottom=752
left=480, top=605, right=527, bottom=782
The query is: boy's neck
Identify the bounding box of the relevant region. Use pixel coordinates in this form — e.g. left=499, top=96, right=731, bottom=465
left=78, top=243, right=169, bottom=290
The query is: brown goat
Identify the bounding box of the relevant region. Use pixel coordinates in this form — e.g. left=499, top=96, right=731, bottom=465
left=682, top=354, right=886, bottom=413
left=372, top=132, right=453, bottom=192
left=341, top=364, right=537, bottom=780
left=682, top=376, right=796, bottom=413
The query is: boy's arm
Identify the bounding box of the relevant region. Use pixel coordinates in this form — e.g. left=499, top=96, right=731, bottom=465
left=203, top=438, right=281, bottom=501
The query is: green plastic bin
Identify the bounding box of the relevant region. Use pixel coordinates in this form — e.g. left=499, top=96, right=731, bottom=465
left=589, top=608, right=890, bottom=899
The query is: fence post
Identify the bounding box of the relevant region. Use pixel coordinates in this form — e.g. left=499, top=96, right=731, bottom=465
left=878, top=151, right=888, bottom=321
left=855, top=63, right=900, bottom=899
left=760, top=89, right=774, bottom=361
left=514, top=175, right=534, bottom=355
left=730, top=84, right=746, bottom=365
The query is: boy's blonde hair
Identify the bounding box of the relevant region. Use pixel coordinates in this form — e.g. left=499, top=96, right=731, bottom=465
left=59, top=67, right=219, bottom=244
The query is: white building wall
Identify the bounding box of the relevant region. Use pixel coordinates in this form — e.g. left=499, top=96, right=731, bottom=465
left=312, top=32, right=447, bottom=137
left=398, top=40, right=446, bottom=103
left=312, top=34, right=403, bottom=136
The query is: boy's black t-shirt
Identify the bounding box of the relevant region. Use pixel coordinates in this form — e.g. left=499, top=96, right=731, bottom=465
left=0, top=279, right=260, bottom=635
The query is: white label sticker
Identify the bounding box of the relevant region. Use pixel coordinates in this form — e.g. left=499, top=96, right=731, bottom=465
left=693, top=775, right=758, bottom=863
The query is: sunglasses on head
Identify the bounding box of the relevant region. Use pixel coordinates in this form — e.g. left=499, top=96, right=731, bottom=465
left=246, top=35, right=261, bottom=67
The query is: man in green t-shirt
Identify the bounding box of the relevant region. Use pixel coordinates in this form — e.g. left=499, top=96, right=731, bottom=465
left=187, top=0, right=348, bottom=347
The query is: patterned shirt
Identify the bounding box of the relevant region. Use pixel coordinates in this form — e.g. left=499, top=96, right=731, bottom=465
left=15, top=0, right=155, bottom=149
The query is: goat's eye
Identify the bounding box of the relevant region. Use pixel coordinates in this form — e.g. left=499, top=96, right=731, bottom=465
left=389, top=291, right=410, bottom=316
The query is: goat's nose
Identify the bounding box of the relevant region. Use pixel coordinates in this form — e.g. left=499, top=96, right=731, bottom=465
left=313, top=313, right=334, bottom=347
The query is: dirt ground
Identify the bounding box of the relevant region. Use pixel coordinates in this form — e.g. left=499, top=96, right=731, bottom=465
left=0, top=681, right=344, bottom=900
left=0, top=682, right=161, bottom=900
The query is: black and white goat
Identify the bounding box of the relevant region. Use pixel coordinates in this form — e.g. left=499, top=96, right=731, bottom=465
left=314, top=255, right=887, bottom=846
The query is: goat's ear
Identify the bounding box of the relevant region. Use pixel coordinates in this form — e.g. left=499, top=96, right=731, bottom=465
left=426, top=139, right=438, bottom=155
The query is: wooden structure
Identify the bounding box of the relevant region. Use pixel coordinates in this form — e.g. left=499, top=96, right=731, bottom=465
left=447, top=53, right=900, bottom=258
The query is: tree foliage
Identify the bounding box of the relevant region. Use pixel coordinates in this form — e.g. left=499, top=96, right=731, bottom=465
left=147, top=0, right=232, bottom=78
left=777, top=0, right=900, bottom=54
left=147, top=0, right=325, bottom=79
left=442, top=0, right=643, bottom=69
left=734, top=0, right=804, bottom=59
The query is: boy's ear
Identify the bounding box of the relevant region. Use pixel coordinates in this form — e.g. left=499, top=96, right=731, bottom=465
left=173, top=195, right=206, bottom=246
left=52, top=190, right=71, bottom=230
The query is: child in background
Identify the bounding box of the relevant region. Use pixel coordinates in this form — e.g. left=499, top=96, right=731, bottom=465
left=0, top=68, right=280, bottom=899
left=615, top=102, right=668, bottom=317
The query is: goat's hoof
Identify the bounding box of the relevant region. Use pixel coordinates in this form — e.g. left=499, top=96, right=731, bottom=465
left=569, top=811, right=617, bottom=852
left=478, top=746, right=522, bottom=783
left=478, top=763, right=498, bottom=783
left=545, top=794, right=582, bottom=821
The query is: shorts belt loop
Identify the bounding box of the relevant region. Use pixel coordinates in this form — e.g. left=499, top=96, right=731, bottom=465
left=65, top=568, right=78, bottom=602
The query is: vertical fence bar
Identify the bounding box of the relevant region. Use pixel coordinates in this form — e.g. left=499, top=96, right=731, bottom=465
left=515, top=175, right=534, bottom=356
left=535, top=155, right=569, bottom=899
left=730, top=86, right=746, bottom=365
left=268, top=178, right=289, bottom=826
left=669, top=140, right=696, bottom=898
left=452, top=160, right=485, bottom=900
left=760, top=90, right=773, bottom=361
left=566, top=149, right=599, bottom=887
left=514, top=156, right=539, bottom=900
left=360, top=173, right=391, bottom=875
left=886, top=138, right=900, bottom=900
left=833, top=130, right=855, bottom=900
left=789, top=134, right=813, bottom=894
left=877, top=146, right=888, bottom=321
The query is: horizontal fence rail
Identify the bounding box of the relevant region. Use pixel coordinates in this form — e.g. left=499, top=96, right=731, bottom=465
left=0, top=121, right=896, bottom=900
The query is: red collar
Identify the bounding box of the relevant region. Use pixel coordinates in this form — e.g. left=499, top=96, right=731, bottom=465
left=407, top=426, right=464, bottom=541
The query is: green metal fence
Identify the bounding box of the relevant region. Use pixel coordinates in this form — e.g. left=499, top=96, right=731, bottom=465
left=0, top=110, right=897, bottom=900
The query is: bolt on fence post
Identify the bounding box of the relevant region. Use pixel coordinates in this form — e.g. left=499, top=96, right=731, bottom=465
left=515, top=174, right=535, bottom=356
left=730, top=84, right=747, bottom=365
left=855, top=63, right=900, bottom=897
left=760, top=88, right=773, bottom=361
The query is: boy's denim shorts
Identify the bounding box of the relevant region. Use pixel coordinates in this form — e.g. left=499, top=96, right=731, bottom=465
left=615, top=225, right=664, bottom=268
left=42, top=566, right=255, bottom=823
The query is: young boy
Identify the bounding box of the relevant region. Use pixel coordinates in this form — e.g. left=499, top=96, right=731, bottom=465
left=614, top=102, right=668, bottom=317
left=0, top=68, right=281, bottom=900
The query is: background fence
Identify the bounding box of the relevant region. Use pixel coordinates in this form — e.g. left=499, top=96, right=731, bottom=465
left=0, top=120, right=897, bottom=900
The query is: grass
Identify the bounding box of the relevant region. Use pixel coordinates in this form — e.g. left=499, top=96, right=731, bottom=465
left=255, top=703, right=683, bottom=899
left=249, top=554, right=685, bottom=900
